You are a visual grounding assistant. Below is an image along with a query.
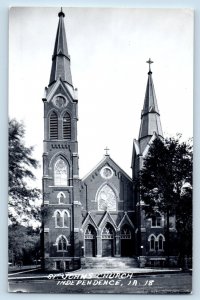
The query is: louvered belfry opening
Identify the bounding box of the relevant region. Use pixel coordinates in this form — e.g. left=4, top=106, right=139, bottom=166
left=63, top=112, right=71, bottom=139
left=50, top=111, right=58, bottom=139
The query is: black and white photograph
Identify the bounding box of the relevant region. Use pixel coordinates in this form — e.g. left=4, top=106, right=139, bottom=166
left=8, top=7, right=193, bottom=294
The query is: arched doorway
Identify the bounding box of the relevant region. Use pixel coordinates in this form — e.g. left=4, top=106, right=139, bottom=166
left=102, top=223, right=115, bottom=257
left=84, top=225, right=96, bottom=257
left=120, top=225, right=133, bottom=257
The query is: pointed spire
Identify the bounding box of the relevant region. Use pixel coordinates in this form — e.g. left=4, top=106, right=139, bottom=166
left=138, top=59, right=163, bottom=151
left=49, top=9, right=73, bottom=86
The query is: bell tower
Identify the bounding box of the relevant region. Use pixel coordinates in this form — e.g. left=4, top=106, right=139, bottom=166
left=131, top=59, right=163, bottom=259
left=42, top=9, right=81, bottom=271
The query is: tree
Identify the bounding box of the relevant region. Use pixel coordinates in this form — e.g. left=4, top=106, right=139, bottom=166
left=139, top=135, right=192, bottom=263
left=8, top=118, right=41, bottom=225
left=8, top=224, right=41, bottom=265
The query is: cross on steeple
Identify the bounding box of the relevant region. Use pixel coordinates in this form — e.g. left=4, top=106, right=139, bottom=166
left=104, top=146, right=110, bottom=156
left=58, top=7, right=65, bottom=17
left=146, top=58, right=154, bottom=73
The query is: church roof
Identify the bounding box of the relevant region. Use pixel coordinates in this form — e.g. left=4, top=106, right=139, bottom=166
left=82, top=155, right=132, bottom=182
left=138, top=59, right=163, bottom=142
left=49, top=9, right=73, bottom=87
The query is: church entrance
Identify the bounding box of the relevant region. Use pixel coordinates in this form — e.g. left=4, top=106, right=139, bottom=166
left=120, top=225, right=133, bottom=257
left=84, top=225, right=96, bottom=257
left=102, top=223, right=115, bottom=257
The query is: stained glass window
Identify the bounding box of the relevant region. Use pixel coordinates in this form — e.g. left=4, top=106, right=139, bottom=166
left=54, top=159, right=67, bottom=186
left=97, top=185, right=117, bottom=211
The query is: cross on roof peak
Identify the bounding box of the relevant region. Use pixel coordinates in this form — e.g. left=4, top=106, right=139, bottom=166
left=104, top=146, right=110, bottom=156
left=146, top=58, right=154, bottom=73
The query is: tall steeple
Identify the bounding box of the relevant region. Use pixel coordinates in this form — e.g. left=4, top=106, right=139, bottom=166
left=138, top=59, right=163, bottom=152
left=49, top=8, right=73, bottom=86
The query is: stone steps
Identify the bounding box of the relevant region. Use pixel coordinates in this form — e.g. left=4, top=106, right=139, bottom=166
left=81, top=257, right=139, bottom=269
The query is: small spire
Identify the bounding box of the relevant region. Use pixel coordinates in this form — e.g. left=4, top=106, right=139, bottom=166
left=58, top=7, right=65, bottom=18
left=146, top=58, right=153, bottom=74
left=138, top=60, right=163, bottom=151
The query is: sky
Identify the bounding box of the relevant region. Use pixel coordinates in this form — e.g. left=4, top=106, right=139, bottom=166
left=9, top=7, right=193, bottom=188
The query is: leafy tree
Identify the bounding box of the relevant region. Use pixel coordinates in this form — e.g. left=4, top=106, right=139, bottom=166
left=8, top=118, right=41, bottom=225
left=8, top=224, right=41, bottom=265
left=139, top=135, right=192, bottom=262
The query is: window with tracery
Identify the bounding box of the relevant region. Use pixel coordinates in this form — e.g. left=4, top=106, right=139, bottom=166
left=97, top=185, right=117, bottom=211
left=54, top=158, right=68, bottom=186
left=120, top=226, right=131, bottom=239
left=102, top=223, right=114, bottom=239
left=55, top=210, right=70, bottom=228
left=49, top=111, right=58, bottom=139
left=63, top=112, right=71, bottom=140
left=57, top=235, right=67, bottom=251
left=85, top=225, right=96, bottom=239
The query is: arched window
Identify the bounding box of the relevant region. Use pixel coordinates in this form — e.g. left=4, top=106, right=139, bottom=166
left=63, top=211, right=69, bottom=227
left=120, top=225, right=131, bottom=239
left=148, top=234, right=156, bottom=251
left=158, top=234, right=165, bottom=251
left=102, top=223, right=114, bottom=239
left=57, top=235, right=67, bottom=251
left=85, top=225, right=96, bottom=239
left=57, top=192, right=65, bottom=204
left=151, top=212, right=162, bottom=227
left=56, top=211, right=63, bottom=227
left=54, top=158, right=68, bottom=186
left=97, top=184, right=117, bottom=211
left=63, top=112, right=71, bottom=140
left=49, top=111, right=58, bottom=139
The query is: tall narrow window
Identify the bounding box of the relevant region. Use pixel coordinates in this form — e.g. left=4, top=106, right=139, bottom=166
left=63, top=211, right=69, bottom=227
left=56, top=211, right=63, bottom=227
left=63, top=112, right=71, bottom=140
left=149, top=235, right=156, bottom=251
left=158, top=235, right=165, bottom=250
left=57, top=235, right=67, bottom=251
left=54, top=158, right=68, bottom=186
left=49, top=111, right=58, bottom=139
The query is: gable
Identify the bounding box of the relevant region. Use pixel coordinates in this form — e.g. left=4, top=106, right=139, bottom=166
left=46, top=79, right=75, bottom=103
left=82, top=155, right=132, bottom=184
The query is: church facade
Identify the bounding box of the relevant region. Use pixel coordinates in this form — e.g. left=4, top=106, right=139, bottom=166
left=41, top=10, right=177, bottom=271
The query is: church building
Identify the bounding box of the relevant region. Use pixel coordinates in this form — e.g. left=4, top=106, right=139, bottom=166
left=41, top=10, right=177, bottom=271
